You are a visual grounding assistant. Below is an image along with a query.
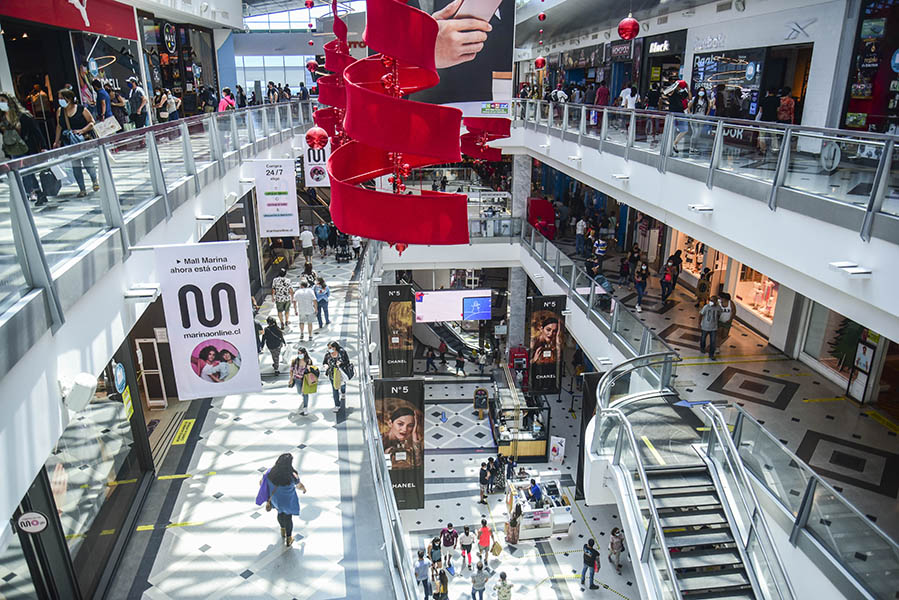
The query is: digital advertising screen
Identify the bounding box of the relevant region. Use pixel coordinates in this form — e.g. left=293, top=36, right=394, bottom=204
left=414, top=289, right=492, bottom=322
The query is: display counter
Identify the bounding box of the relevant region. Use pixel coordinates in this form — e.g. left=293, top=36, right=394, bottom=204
left=489, top=391, right=550, bottom=463
left=505, top=478, right=573, bottom=540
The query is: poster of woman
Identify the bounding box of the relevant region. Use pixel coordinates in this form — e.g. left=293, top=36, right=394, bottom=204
left=526, top=296, right=566, bottom=393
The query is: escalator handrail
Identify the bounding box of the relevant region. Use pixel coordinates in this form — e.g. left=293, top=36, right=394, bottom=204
left=597, top=351, right=680, bottom=410
left=598, top=404, right=684, bottom=600
left=702, top=404, right=797, bottom=600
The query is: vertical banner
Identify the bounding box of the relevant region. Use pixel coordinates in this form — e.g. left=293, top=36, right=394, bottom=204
left=303, top=139, right=331, bottom=187
left=526, top=295, right=566, bottom=394
left=155, top=241, right=262, bottom=400
left=378, top=285, right=415, bottom=378
left=550, top=436, right=566, bottom=464
left=376, top=379, right=425, bottom=509
left=254, top=159, right=300, bottom=237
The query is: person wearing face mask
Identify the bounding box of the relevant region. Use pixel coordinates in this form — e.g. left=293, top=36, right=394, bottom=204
left=687, top=88, right=711, bottom=154
left=53, top=88, right=100, bottom=197
left=633, top=262, right=649, bottom=312
left=125, top=76, right=148, bottom=128
left=0, top=92, right=48, bottom=204
left=659, top=260, right=676, bottom=303
left=323, top=341, right=352, bottom=412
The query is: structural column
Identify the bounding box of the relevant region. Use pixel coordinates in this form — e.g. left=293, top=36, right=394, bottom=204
left=511, top=154, right=530, bottom=219
left=507, top=267, right=527, bottom=351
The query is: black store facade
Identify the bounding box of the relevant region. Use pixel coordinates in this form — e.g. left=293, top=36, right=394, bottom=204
left=640, top=30, right=687, bottom=93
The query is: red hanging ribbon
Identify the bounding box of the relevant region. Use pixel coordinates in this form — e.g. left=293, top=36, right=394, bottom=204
left=461, top=117, right=511, bottom=162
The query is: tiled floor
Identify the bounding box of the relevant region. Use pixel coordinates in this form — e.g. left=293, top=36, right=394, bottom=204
left=401, top=376, right=641, bottom=600
left=108, top=249, right=394, bottom=599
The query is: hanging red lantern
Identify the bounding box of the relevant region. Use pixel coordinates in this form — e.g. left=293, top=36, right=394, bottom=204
left=537, top=12, right=546, bottom=21
left=306, top=59, right=318, bottom=73
left=535, top=56, right=546, bottom=69
left=305, top=126, right=329, bottom=150
left=617, top=13, right=639, bottom=40
left=305, top=0, right=314, bottom=7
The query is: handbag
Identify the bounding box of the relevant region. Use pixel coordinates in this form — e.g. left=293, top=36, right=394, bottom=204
left=159, top=111, right=169, bottom=119
left=491, top=540, right=502, bottom=556
left=60, top=109, right=86, bottom=146
left=39, top=170, right=62, bottom=197
left=2, top=128, right=28, bottom=157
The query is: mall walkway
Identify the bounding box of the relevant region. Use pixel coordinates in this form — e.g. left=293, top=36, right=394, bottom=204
left=107, top=248, right=391, bottom=599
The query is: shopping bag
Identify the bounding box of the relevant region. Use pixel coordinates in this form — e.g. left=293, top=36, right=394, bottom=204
left=39, top=170, right=62, bottom=197
left=94, top=116, right=122, bottom=138
left=445, top=563, right=455, bottom=576
left=491, top=541, right=502, bottom=556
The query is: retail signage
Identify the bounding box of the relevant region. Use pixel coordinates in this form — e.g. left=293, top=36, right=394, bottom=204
left=163, top=23, right=178, bottom=53
left=473, top=387, right=489, bottom=410
left=114, top=362, right=127, bottom=393
left=302, top=141, right=331, bottom=189
left=645, top=30, right=687, bottom=56
left=71, top=33, right=140, bottom=107
left=254, top=159, right=300, bottom=238
left=155, top=241, right=262, bottom=401
left=408, top=0, right=514, bottom=118
left=17, top=512, right=48, bottom=534
left=378, top=285, right=415, bottom=378
left=550, top=436, right=565, bottom=463
left=526, top=295, right=566, bottom=394
left=376, top=379, right=425, bottom=509
left=0, top=0, right=138, bottom=40
left=609, top=40, right=632, bottom=61
left=122, top=385, right=134, bottom=419
left=649, top=41, right=669, bottom=54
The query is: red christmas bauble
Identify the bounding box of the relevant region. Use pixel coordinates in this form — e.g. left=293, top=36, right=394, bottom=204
left=538, top=40, right=544, bottom=45
left=539, top=29, right=544, bottom=34
left=305, top=0, right=314, bottom=8
left=305, top=127, right=328, bottom=150
left=618, top=14, right=639, bottom=40
left=306, top=59, right=318, bottom=73
left=307, top=40, right=314, bottom=46
left=394, top=243, right=408, bottom=255
left=535, top=56, right=546, bottom=69
left=537, top=12, right=546, bottom=21
left=308, top=22, right=314, bottom=28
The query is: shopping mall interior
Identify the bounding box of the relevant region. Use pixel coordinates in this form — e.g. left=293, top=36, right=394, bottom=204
left=0, top=0, right=898, bottom=599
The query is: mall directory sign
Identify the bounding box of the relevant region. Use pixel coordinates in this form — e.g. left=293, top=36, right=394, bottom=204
left=155, top=241, right=262, bottom=400
left=526, top=295, right=566, bottom=394
left=254, top=159, right=300, bottom=238
left=376, top=379, right=425, bottom=509
left=379, top=285, right=415, bottom=378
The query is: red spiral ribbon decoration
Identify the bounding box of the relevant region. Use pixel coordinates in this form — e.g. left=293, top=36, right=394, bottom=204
left=313, top=0, right=352, bottom=148
left=324, top=0, right=469, bottom=245
left=461, top=117, right=511, bottom=162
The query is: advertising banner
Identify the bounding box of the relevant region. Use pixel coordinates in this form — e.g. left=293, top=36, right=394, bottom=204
left=550, top=435, right=565, bottom=463
left=302, top=139, right=331, bottom=188
left=254, top=159, right=300, bottom=238
left=379, top=285, right=415, bottom=378
left=71, top=33, right=140, bottom=107
left=526, top=295, right=566, bottom=394
left=376, top=379, right=425, bottom=509
left=155, top=241, right=262, bottom=401
left=408, top=0, right=515, bottom=117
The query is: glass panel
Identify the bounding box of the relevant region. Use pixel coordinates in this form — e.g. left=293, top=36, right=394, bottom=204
left=649, top=530, right=678, bottom=600
left=278, top=104, right=289, bottom=129
left=806, top=485, right=899, bottom=600
left=784, top=133, right=882, bottom=207
left=106, top=137, right=155, bottom=212
left=0, top=175, right=31, bottom=311
left=614, top=307, right=643, bottom=352
left=584, top=107, right=603, bottom=138
left=235, top=112, right=251, bottom=146
left=566, top=105, right=581, bottom=133
left=153, top=127, right=188, bottom=187
left=0, top=528, right=35, bottom=599
left=539, top=101, right=549, bottom=124
left=737, top=417, right=810, bottom=516
left=709, top=435, right=751, bottom=540
left=187, top=119, right=213, bottom=166
left=605, top=109, right=629, bottom=146
left=717, top=123, right=779, bottom=184
left=802, top=301, right=861, bottom=383
left=251, top=108, right=266, bottom=137
left=266, top=106, right=278, bottom=131
left=745, top=512, right=793, bottom=600
left=884, top=149, right=899, bottom=217
left=595, top=414, right=620, bottom=459
left=632, top=113, right=666, bottom=153
left=668, top=116, right=715, bottom=165
left=216, top=114, right=234, bottom=152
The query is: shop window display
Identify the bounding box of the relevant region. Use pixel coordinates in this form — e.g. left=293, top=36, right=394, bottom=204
left=803, top=302, right=865, bottom=380
left=674, top=233, right=707, bottom=276
left=734, top=265, right=778, bottom=322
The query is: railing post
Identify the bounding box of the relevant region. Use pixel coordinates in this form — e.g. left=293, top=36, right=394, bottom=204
left=274, top=104, right=283, bottom=142
left=247, top=110, right=258, bottom=144
left=554, top=246, right=561, bottom=273
left=790, top=478, right=817, bottom=545
left=578, top=105, right=586, bottom=147
left=230, top=112, right=241, bottom=154
left=588, top=280, right=595, bottom=310
left=767, top=127, right=792, bottom=211
left=97, top=145, right=132, bottom=259
left=640, top=524, right=654, bottom=563
left=179, top=121, right=200, bottom=194
left=639, top=328, right=651, bottom=355
left=706, top=119, right=724, bottom=190
left=208, top=114, right=224, bottom=162
left=546, top=102, right=553, bottom=135
left=860, top=138, right=892, bottom=242
left=612, top=425, right=624, bottom=464
left=732, top=411, right=744, bottom=446
left=599, top=109, right=608, bottom=153
left=145, top=131, right=172, bottom=219
left=610, top=297, right=620, bottom=332
left=659, top=114, right=674, bottom=173
left=286, top=101, right=294, bottom=131
left=660, top=355, right=673, bottom=389
left=562, top=103, right=569, bottom=132
left=624, top=111, right=636, bottom=161
left=7, top=171, right=65, bottom=330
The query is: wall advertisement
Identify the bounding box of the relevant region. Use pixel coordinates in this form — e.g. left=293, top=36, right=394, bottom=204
left=155, top=241, right=262, bottom=401
left=379, top=285, right=415, bottom=378
left=526, top=295, right=566, bottom=394
left=375, top=379, right=425, bottom=509
left=302, top=139, right=331, bottom=188
left=254, top=159, right=300, bottom=237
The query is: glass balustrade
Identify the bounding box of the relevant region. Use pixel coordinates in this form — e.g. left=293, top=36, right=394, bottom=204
left=153, top=127, right=189, bottom=186
left=0, top=174, right=31, bottom=311
left=633, top=112, right=667, bottom=154
left=186, top=120, right=213, bottom=167
left=235, top=112, right=251, bottom=147
left=105, top=136, right=155, bottom=212
left=885, top=149, right=899, bottom=217
left=785, top=133, right=881, bottom=208
left=717, top=124, right=783, bottom=184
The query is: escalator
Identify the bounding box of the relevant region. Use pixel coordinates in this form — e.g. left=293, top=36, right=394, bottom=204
left=642, top=465, right=756, bottom=599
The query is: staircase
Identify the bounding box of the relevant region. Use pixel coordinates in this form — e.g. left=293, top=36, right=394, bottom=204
left=640, top=465, right=757, bottom=599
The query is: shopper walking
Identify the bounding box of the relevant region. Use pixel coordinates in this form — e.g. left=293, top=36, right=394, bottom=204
left=263, top=317, right=287, bottom=374
left=777, top=87, right=795, bottom=125
left=505, top=503, right=522, bottom=544
left=415, top=549, right=432, bottom=599
left=659, top=260, right=676, bottom=303
left=271, top=268, right=294, bottom=330
left=459, top=525, right=475, bottom=570
left=471, top=562, right=489, bottom=600
left=0, top=92, right=48, bottom=205
left=53, top=88, right=100, bottom=198
left=261, top=453, right=306, bottom=547
left=434, top=569, right=449, bottom=600
left=288, top=348, right=318, bottom=416
left=581, top=538, right=600, bottom=589
left=91, top=79, right=113, bottom=120
left=125, top=76, right=149, bottom=128
left=476, top=519, right=493, bottom=564
left=609, top=527, right=626, bottom=574
left=668, top=249, right=684, bottom=287
left=439, top=523, right=458, bottom=572
left=315, top=222, right=329, bottom=257
left=664, top=80, right=689, bottom=154
left=425, top=348, right=438, bottom=373
left=218, top=87, right=236, bottom=112
left=717, top=293, right=734, bottom=343
left=594, top=80, right=610, bottom=106
left=478, top=462, right=489, bottom=505
left=757, top=87, right=780, bottom=154
left=695, top=268, right=712, bottom=307
left=454, top=353, right=466, bottom=376
left=428, top=536, right=443, bottom=580
left=687, top=88, right=711, bottom=153
left=486, top=457, right=496, bottom=493
left=438, top=340, right=448, bottom=365
left=299, top=226, right=315, bottom=261
left=323, top=341, right=351, bottom=411
left=314, top=277, right=331, bottom=328
left=236, top=85, right=247, bottom=108
left=293, top=281, right=317, bottom=341
left=699, top=296, right=721, bottom=360
left=494, top=454, right=507, bottom=492
left=634, top=262, right=649, bottom=312
left=494, top=571, right=512, bottom=600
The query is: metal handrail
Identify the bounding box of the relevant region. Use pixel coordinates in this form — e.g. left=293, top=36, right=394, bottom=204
left=702, top=404, right=797, bottom=600
left=596, top=352, right=679, bottom=410
left=599, top=404, right=684, bottom=600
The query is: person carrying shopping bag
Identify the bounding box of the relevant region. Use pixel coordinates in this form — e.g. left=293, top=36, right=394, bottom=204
left=255, top=453, right=306, bottom=547
left=323, top=341, right=353, bottom=412
left=288, top=348, right=318, bottom=417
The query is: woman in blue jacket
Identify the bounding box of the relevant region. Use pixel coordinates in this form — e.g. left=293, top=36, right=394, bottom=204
left=265, top=453, right=306, bottom=547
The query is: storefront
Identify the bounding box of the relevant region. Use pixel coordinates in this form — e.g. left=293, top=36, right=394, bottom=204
left=137, top=12, right=219, bottom=115
left=608, top=39, right=640, bottom=98
left=562, top=44, right=604, bottom=88
left=841, top=0, right=899, bottom=133
left=691, top=47, right=766, bottom=118
left=640, top=30, right=687, bottom=95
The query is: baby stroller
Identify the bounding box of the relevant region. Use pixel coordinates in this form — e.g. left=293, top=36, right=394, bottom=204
left=335, top=232, right=352, bottom=263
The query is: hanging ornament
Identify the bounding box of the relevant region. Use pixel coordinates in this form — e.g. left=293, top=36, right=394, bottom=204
left=308, top=22, right=314, bottom=28
left=617, top=13, right=639, bottom=40
left=306, top=59, right=318, bottom=72
left=305, top=0, right=314, bottom=7
left=539, top=29, right=543, bottom=34
left=308, top=40, right=314, bottom=46
left=305, top=126, right=329, bottom=150
left=537, top=12, right=546, bottom=21
left=535, top=56, right=546, bottom=69
left=538, top=40, right=544, bottom=45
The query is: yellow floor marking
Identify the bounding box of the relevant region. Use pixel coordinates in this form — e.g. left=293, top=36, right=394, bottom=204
left=641, top=436, right=667, bottom=466
left=663, top=527, right=687, bottom=533
left=865, top=410, right=899, bottom=434
left=802, top=396, right=848, bottom=403
left=171, top=418, right=196, bottom=445
left=65, top=533, right=87, bottom=541
left=136, top=525, right=155, bottom=532
left=166, top=521, right=204, bottom=529
left=536, top=574, right=632, bottom=599
left=106, top=478, right=138, bottom=487
left=537, top=548, right=584, bottom=557
left=567, top=486, right=597, bottom=541
left=157, top=474, right=192, bottom=480
left=100, top=529, right=116, bottom=536
left=774, top=372, right=812, bottom=378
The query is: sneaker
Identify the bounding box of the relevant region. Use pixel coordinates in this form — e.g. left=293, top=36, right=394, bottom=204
left=590, top=584, right=600, bottom=590
left=92, top=182, right=100, bottom=192
left=299, top=335, right=304, bottom=341
left=76, top=190, right=87, bottom=198
left=273, top=369, right=280, bottom=375
left=635, top=304, right=642, bottom=312
left=286, top=535, right=294, bottom=547
left=300, top=409, right=307, bottom=416
left=332, top=405, right=340, bottom=413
